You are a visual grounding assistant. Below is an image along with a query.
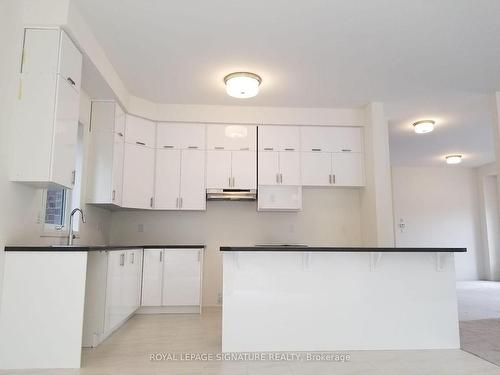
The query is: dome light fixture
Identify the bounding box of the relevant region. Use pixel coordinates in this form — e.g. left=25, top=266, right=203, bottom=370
left=413, top=120, right=435, bottom=134
left=445, top=154, right=462, bottom=164
left=224, top=72, right=262, bottom=98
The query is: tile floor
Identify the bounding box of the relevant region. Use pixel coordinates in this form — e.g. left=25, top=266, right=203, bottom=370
left=1, top=307, right=500, bottom=375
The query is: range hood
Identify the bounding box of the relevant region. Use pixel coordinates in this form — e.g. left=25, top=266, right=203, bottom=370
left=206, top=189, right=257, bottom=201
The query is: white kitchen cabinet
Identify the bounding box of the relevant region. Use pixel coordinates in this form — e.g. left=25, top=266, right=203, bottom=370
left=156, top=123, right=205, bottom=149
left=258, top=151, right=300, bottom=186
left=155, top=149, right=206, bottom=210
left=300, top=126, right=332, bottom=152
left=258, top=152, right=280, bottom=185
left=207, top=124, right=256, bottom=150
left=11, top=28, right=82, bottom=189
left=258, top=186, right=303, bottom=211
left=125, top=115, right=156, bottom=147
left=86, top=101, right=125, bottom=206
left=332, top=152, right=365, bottom=186
left=83, top=249, right=143, bottom=348
left=122, top=142, right=155, bottom=209
left=141, top=249, right=164, bottom=307
left=330, top=127, right=363, bottom=153
left=141, top=248, right=203, bottom=310
left=258, top=125, right=300, bottom=151
left=206, top=150, right=232, bottom=189
left=231, top=151, right=257, bottom=189
left=162, top=249, right=202, bottom=306
left=301, top=152, right=332, bottom=186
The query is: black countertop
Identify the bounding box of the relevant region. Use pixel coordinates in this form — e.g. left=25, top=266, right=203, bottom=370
left=5, top=244, right=205, bottom=252
left=220, top=246, right=466, bottom=252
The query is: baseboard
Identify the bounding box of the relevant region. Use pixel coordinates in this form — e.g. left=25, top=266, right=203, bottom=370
left=136, top=305, right=201, bottom=314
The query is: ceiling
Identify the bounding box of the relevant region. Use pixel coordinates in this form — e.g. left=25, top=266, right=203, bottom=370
left=74, top=0, right=500, bottom=167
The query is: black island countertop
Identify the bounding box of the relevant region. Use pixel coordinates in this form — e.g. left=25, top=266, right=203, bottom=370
left=220, top=246, right=466, bottom=252
left=5, top=244, right=205, bottom=252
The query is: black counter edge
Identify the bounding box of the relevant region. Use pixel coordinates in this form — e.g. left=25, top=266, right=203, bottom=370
left=5, top=245, right=206, bottom=252
left=219, top=246, right=467, bottom=253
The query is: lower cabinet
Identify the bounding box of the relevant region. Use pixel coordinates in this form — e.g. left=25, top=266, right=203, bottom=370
left=141, top=248, right=203, bottom=310
left=82, top=249, right=143, bottom=347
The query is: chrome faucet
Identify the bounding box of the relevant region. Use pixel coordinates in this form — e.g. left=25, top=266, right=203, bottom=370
left=68, top=208, right=86, bottom=245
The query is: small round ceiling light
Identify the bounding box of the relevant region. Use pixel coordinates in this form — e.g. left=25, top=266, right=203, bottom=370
left=413, top=120, right=435, bottom=134
left=445, top=154, right=462, bottom=164
left=224, top=72, right=262, bottom=98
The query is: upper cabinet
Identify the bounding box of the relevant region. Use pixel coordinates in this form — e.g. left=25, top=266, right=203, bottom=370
left=122, top=115, right=156, bottom=209
left=300, top=126, right=362, bottom=153
left=207, top=125, right=256, bottom=151
left=156, top=123, right=205, bottom=150
left=11, top=28, right=82, bottom=189
left=258, top=125, right=299, bottom=151
left=86, top=101, right=125, bottom=206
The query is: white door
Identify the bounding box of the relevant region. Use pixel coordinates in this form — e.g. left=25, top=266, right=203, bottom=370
left=206, top=150, right=232, bottom=189
left=141, top=249, right=163, bottom=307
left=258, top=151, right=279, bottom=185
left=332, top=153, right=365, bottom=186
left=232, top=151, right=256, bottom=189
left=279, top=152, right=301, bottom=185
left=155, top=149, right=181, bottom=209
left=104, top=251, right=125, bottom=332
left=50, top=76, right=79, bottom=188
left=162, top=249, right=201, bottom=306
left=122, top=143, right=155, bottom=209
left=301, top=152, right=331, bottom=186
left=180, top=150, right=206, bottom=210
left=111, top=131, right=124, bottom=205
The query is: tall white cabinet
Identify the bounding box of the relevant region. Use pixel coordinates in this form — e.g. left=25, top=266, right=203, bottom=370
left=206, top=125, right=257, bottom=189
left=83, top=249, right=143, bottom=348
left=155, top=124, right=206, bottom=210
left=86, top=101, right=125, bottom=206
left=141, top=248, right=203, bottom=312
left=122, top=115, right=156, bottom=209
left=11, top=28, right=82, bottom=188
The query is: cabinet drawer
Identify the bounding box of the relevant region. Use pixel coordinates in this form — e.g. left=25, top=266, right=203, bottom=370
left=156, top=123, right=205, bottom=149
left=125, top=115, right=156, bottom=146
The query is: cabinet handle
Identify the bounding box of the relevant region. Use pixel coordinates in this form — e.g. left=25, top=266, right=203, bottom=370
left=329, top=174, right=332, bottom=184
left=159, top=251, right=163, bottom=262
left=163, top=145, right=174, bottom=149
left=232, top=177, right=235, bottom=187
left=120, top=253, right=125, bottom=266
left=112, top=190, right=116, bottom=201
left=136, top=141, right=146, bottom=146
left=180, top=197, right=183, bottom=208
left=188, top=146, right=199, bottom=149
left=276, top=173, right=279, bottom=183
left=264, top=147, right=274, bottom=151
left=332, top=174, right=336, bottom=184
left=280, top=173, right=283, bottom=184
left=342, top=149, right=352, bottom=152
left=215, top=146, right=225, bottom=150
left=312, top=148, right=322, bottom=152
left=66, top=77, right=76, bottom=86
left=176, top=197, right=179, bottom=208
left=117, top=132, right=124, bottom=137
left=240, top=147, right=250, bottom=151
left=131, top=252, right=135, bottom=264
left=285, top=148, right=295, bottom=151
left=71, top=170, right=76, bottom=185
left=150, top=197, right=154, bottom=207
left=228, top=177, right=232, bottom=187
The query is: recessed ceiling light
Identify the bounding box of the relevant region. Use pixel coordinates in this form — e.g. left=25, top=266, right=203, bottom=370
left=413, top=120, right=435, bottom=134
left=445, top=154, right=462, bottom=164
left=224, top=72, right=262, bottom=98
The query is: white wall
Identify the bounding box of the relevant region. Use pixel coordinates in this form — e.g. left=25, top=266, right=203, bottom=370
left=392, top=167, right=483, bottom=280
left=110, top=188, right=362, bottom=306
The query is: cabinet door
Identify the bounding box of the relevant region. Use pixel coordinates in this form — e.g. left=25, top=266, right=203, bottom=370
left=141, top=249, right=163, bottom=307
left=22, top=28, right=60, bottom=74
left=206, top=150, right=232, bottom=189
left=207, top=124, right=256, bottom=150
left=122, top=143, right=155, bottom=209
left=125, top=115, right=156, bottom=147
left=127, top=249, right=143, bottom=312
left=50, top=77, right=79, bottom=188
left=331, top=127, right=363, bottom=153
left=162, top=249, right=201, bottom=306
left=232, top=151, right=257, bottom=189
left=279, top=152, right=301, bottom=186
left=258, top=151, right=279, bottom=185
left=58, top=31, right=82, bottom=91
left=180, top=150, right=206, bottom=210
left=104, top=252, right=125, bottom=332
left=156, top=123, right=205, bottom=149
left=301, top=152, right=331, bottom=186
left=111, top=132, right=124, bottom=205
left=300, top=126, right=332, bottom=152
left=155, top=149, right=181, bottom=209
left=258, top=125, right=299, bottom=151
left=332, top=153, right=365, bottom=186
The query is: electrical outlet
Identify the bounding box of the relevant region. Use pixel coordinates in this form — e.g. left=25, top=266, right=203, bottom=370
left=138, top=223, right=144, bottom=233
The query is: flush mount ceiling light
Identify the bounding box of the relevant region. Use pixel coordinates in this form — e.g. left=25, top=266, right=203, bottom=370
left=445, top=154, right=462, bottom=164
left=224, top=72, right=262, bottom=98
left=413, top=120, right=435, bottom=134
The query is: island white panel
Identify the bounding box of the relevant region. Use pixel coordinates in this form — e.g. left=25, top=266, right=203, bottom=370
left=0, top=251, right=88, bottom=369
left=222, top=251, right=460, bottom=351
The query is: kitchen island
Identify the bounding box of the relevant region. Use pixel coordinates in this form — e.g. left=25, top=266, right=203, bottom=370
left=220, top=246, right=466, bottom=352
